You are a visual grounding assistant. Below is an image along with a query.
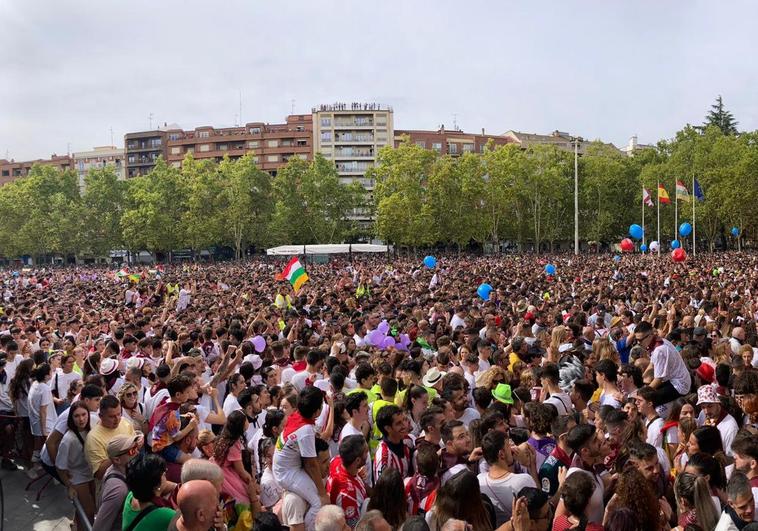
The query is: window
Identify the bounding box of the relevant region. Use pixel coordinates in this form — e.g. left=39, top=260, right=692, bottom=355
left=376, top=114, right=387, bottom=125
left=171, top=162, right=181, bottom=168
left=248, top=141, right=259, bottom=148
left=296, top=126, right=305, bottom=131
left=128, top=154, right=136, bottom=163
left=415, top=141, right=426, bottom=148
left=199, top=144, right=210, bottom=152
left=218, top=144, right=228, bottom=151
left=78, top=161, right=85, bottom=171
left=448, top=143, right=458, bottom=154
left=321, top=117, right=331, bottom=127
left=198, top=131, right=210, bottom=138
left=267, top=155, right=278, bottom=162
left=463, top=143, right=474, bottom=152
left=253, top=156, right=259, bottom=163
left=170, top=146, right=182, bottom=155
left=1, top=170, right=8, bottom=177
left=127, top=141, right=138, bottom=149
left=432, top=143, right=442, bottom=152
left=168, top=133, right=181, bottom=141
left=298, top=154, right=308, bottom=160
left=150, top=138, right=162, bottom=147
left=249, top=127, right=261, bottom=134
left=297, top=139, right=307, bottom=146
left=321, top=132, right=332, bottom=142
left=267, top=140, right=278, bottom=148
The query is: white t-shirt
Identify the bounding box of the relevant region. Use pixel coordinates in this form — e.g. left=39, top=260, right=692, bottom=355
left=645, top=417, right=665, bottom=448
left=273, top=424, right=317, bottom=480
left=566, top=468, right=605, bottom=524
left=456, top=408, right=481, bottom=428
left=717, top=413, right=740, bottom=456
left=651, top=339, right=691, bottom=395
left=29, top=381, right=55, bottom=436
left=478, top=472, right=537, bottom=526
left=223, top=394, right=242, bottom=417
left=52, top=370, right=81, bottom=401
left=544, top=392, right=573, bottom=416
left=55, top=430, right=93, bottom=485
left=291, top=371, right=321, bottom=392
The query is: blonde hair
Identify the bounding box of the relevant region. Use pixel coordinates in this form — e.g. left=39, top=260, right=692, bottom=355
left=197, top=429, right=216, bottom=447
left=116, top=382, right=139, bottom=405
left=593, top=337, right=619, bottom=364
left=475, top=366, right=509, bottom=389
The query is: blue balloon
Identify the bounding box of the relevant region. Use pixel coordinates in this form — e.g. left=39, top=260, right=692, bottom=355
left=732, top=227, right=740, bottom=237
left=679, top=222, right=692, bottom=237
left=477, top=283, right=493, bottom=300
left=613, top=255, right=621, bottom=263
left=545, top=264, right=556, bottom=276
left=640, top=244, right=648, bottom=252
left=671, top=240, right=680, bottom=249
left=629, top=224, right=644, bottom=240
left=423, top=255, right=437, bottom=268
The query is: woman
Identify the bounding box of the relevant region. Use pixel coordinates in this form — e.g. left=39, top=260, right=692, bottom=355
left=603, top=466, right=666, bottom=530
left=368, top=468, right=407, bottom=529
left=404, top=385, right=429, bottom=437
left=9, top=358, right=34, bottom=459
left=674, top=417, right=698, bottom=473
left=553, top=471, right=604, bottom=531
left=52, top=354, right=81, bottom=415
left=212, top=410, right=255, bottom=527
left=55, top=400, right=95, bottom=527
left=28, top=363, right=54, bottom=462
left=118, top=382, right=147, bottom=434
left=685, top=452, right=728, bottom=509
left=426, top=470, right=494, bottom=531
left=123, top=454, right=176, bottom=530
left=673, top=472, right=719, bottom=531
left=258, top=437, right=282, bottom=511
left=197, top=429, right=216, bottom=459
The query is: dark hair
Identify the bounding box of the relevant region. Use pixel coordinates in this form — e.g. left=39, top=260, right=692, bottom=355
left=99, top=394, right=120, bottom=414
left=297, top=386, right=324, bottom=419
left=355, top=362, right=375, bottom=385
left=603, top=409, right=628, bottom=430
left=214, top=410, right=248, bottom=463
left=566, top=424, right=596, bottom=454
left=403, top=384, right=429, bottom=412
left=401, top=516, right=430, bottom=531
left=376, top=405, right=402, bottom=437
left=635, top=321, right=653, bottom=335
left=594, top=359, right=618, bottom=383
left=167, top=374, right=194, bottom=398
left=253, top=511, right=282, bottom=531
left=419, top=406, right=444, bottom=433
left=440, top=419, right=465, bottom=444
left=562, top=471, right=595, bottom=525
left=367, top=468, right=407, bottom=528
left=528, top=402, right=555, bottom=436
left=482, top=430, right=508, bottom=466
left=416, top=443, right=440, bottom=478
left=32, top=363, right=51, bottom=382
left=472, top=386, right=493, bottom=410
left=691, top=425, right=725, bottom=455
left=619, top=364, right=644, bottom=388
left=315, top=437, right=329, bottom=454
left=262, top=410, right=285, bottom=438
left=432, top=470, right=493, bottom=531
left=551, top=415, right=575, bottom=438
left=80, top=383, right=104, bottom=400
left=605, top=507, right=640, bottom=531
left=339, top=434, right=367, bottom=467
left=687, top=452, right=727, bottom=490
left=627, top=441, right=657, bottom=462
left=636, top=385, right=657, bottom=403
left=306, top=350, right=323, bottom=367
left=517, top=486, right=549, bottom=520
left=126, top=453, right=167, bottom=503
left=67, top=400, right=91, bottom=447
left=572, top=379, right=595, bottom=402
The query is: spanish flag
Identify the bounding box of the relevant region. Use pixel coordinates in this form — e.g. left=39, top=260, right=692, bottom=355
left=658, top=184, right=671, bottom=205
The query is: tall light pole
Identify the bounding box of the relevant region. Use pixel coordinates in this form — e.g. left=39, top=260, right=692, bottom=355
left=574, top=137, right=579, bottom=255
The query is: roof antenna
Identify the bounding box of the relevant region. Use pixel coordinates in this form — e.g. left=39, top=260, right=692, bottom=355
left=453, top=113, right=458, bottom=131
left=291, top=99, right=295, bottom=115
left=149, top=112, right=154, bottom=129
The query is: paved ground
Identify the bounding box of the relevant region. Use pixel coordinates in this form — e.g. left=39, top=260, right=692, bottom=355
left=0, top=463, right=75, bottom=531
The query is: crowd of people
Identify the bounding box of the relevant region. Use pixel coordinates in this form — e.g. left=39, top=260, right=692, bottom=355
left=2, top=252, right=758, bottom=531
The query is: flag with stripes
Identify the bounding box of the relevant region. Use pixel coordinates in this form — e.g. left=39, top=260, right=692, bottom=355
left=643, top=188, right=654, bottom=207
left=281, top=256, right=309, bottom=291
left=658, top=184, right=671, bottom=204
left=676, top=180, right=690, bottom=202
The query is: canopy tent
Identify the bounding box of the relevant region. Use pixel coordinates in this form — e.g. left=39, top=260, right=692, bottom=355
left=265, top=244, right=390, bottom=256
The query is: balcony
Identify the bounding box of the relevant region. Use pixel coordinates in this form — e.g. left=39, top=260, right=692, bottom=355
left=334, top=134, right=374, bottom=144
left=333, top=119, right=374, bottom=129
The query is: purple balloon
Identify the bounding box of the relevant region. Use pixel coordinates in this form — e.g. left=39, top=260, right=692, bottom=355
left=381, top=336, right=396, bottom=349
left=399, top=334, right=411, bottom=347
left=377, top=320, right=390, bottom=335
left=251, top=335, right=266, bottom=353
left=366, top=329, right=385, bottom=347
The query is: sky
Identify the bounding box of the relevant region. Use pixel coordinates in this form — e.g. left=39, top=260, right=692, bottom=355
left=2, top=0, right=757, bottom=161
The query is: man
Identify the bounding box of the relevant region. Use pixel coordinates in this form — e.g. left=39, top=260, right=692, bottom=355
left=340, top=391, right=368, bottom=441
left=733, top=433, right=758, bottom=494
left=0, top=356, right=15, bottom=469
left=374, top=404, right=413, bottom=482
left=274, top=386, right=328, bottom=530
left=626, top=442, right=662, bottom=488
left=442, top=375, right=479, bottom=427
left=563, top=424, right=605, bottom=525
left=440, top=419, right=480, bottom=484
left=479, top=430, right=536, bottom=526
left=634, top=386, right=665, bottom=448
left=149, top=374, right=199, bottom=464
left=348, top=362, right=377, bottom=405
left=85, top=395, right=136, bottom=479
left=394, top=359, right=437, bottom=407
left=415, top=406, right=445, bottom=455
left=354, top=510, right=392, bottom=531
left=475, top=339, right=493, bottom=373
left=281, top=436, right=332, bottom=531
left=634, top=321, right=691, bottom=407
left=539, top=415, right=576, bottom=498
left=731, top=327, right=747, bottom=356
left=715, top=472, right=755, bottom=530
left=170, top=480, right=223, bottom=531
left=92, top=434, right=142, bottom=531
left=327, top=435, right=368, bottom=529
left=315, top=505, right=351, bottom=531
left=540, top=364, right=573, bottom=416
left=698, top=384, right=740, bottom=456
left=292, top=350, right=326, bottom=391
left=450, top=306, right=467, bottom=331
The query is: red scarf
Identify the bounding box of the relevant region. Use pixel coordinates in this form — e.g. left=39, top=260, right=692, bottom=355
left=281, top=411, right=315, bottom=441
left=292, top=360, right=307, bottom=372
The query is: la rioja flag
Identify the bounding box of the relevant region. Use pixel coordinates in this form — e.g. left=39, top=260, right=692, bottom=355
left=281, top=257, right=309, bottom=292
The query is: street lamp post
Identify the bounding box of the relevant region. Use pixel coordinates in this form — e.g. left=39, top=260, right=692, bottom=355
left=574, top=137, right=579, bottom=255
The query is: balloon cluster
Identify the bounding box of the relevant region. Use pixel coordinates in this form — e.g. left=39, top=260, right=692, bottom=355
left=364, top=320, right=411, bottom=351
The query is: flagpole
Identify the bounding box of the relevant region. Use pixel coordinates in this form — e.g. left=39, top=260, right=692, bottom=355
left=674, top=180, right=678, bottom=247
left=642, top=186, right=645, bottom=247
left=692, top=175, right=696, bottom=257
left=657, top=180, right=661, bottom=257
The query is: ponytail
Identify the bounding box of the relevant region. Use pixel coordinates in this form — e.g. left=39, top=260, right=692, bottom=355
left=692, top=475, right=719, bottom=531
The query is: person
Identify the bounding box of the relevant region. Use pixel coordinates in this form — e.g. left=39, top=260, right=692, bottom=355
left=315, top=505, right=351, bottom=531
left=561, top=424, right=605, bottom=525
left=697, top=384, right=740, bottom=456
left=374, top=404, right=413, bottom=482
left=55, top=400, right=96, bottom=527
left=594, top=359, right=623, bottom=409
left=540, top=363, right=572, bottom=416
left=634, top=385, right=665, bottom=448
left=634, top=321, right=691, bottom=407
left=733, top=432, right=758, bottom=498
left=118, top=381, right=147, bottom=434
left=538, top=414, right=575, bottom=498
left=122, top=453, right=177, bottom=530
left=340, top=391, right=369, bottom=441
left=524, top=402, right=556, bottom=470
left=259, top=437, right=283, bottom=510
left=273, top=386, right=327, bottom=529
left=354, top=510, right=392, bottom=531
left=85, top=394, right=137, bottom=479
left=9, top=357, right=33, bottom=461
left=53, top=353, right=81, bottom=415
left=150, top=374, right=199, bottom=464
left=552, top=471, right=604, bottom=531
left=327, top=434, right=369, bottom=528
left=92, top=434, right=143, bottom=531
left=715, top=471, right=756, bottom=530
left=28, top=363, right=54, bottom=462
left=440, top=419, right=478, bottom=483
left=367, top=468, right=407, bottom=529
left=212, top=410, right=254, bottom=511
left=673, top=471, right=720, bottom=531
left=603, top=465, right=667, bottom=530
left=170, top=479, right=224, bottom=531
left=426, top=470, right=494, bottom=531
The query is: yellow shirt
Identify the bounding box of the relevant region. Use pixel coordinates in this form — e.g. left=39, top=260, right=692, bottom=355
left=394, top=386, right=438, bottom=408
left=84, top=418, right=136, bottom=475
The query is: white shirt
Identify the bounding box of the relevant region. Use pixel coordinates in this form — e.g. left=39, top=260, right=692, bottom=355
left=544, top=392, right=573, bottom=416
left=450, top=314, right=466, bottom=331
left=645, top=416, right=665, bottom=448
left=290, top=370, right=321, bottom=392
left=456, top=407, right=480, bottom=428
left=273, top=424, right=317, bottom=480
left=478, top=472, right=537, bottom=526
left=651, top=338, right=691, bottom=395
left=56, top=430, right=93, bottom=485
left=717, top=413, right=740, bottom=456
left=223, top=394, right=242, bottom=417
left=28, top=380, right=55, bottom=436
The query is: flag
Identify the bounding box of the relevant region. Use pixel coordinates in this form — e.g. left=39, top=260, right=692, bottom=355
left=658, top=184, right=671, bottom=204
left=643, top=188, right=654, bottom=207
left=128, top=273, right=141, bottom=283
left=694, top=178, right=705, bottom=201
left=281, top=256, right=309, bottom=291
left=676, top=180, right=690, bottom=202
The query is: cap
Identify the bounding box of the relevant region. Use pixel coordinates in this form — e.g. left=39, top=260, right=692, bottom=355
left=106, top=433, right=143, bottom=459
left=693, top=327, right=707, bottom=337
left=696, top=384, right=720, bottom=405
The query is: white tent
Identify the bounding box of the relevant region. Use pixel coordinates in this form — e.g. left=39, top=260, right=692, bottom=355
left=265, top=244, right=390, bottom=256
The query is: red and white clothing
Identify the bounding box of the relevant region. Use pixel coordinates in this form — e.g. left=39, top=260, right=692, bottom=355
left=374, top=437, right=414, bottom=483
left=404, top=474, right=439, bottom=515
left=326, top=456, right=367, bottom=529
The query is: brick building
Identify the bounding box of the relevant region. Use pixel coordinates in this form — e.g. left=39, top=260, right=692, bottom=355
left=394, top=126, right=515, bottom=155
left=0, top=155, right=74, bottom=186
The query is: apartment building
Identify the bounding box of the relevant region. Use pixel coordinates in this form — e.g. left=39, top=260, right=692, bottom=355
left=164, top=114, right=312, bottom=175
left=394, top=126, right=514, bottom=154
left=503, top=130, right=621, bottom=155
left=0, top=155, right=74, bottom=186
left=125, top=130, right=168, bottom=178
left=72, top=145, right=125, bottom=188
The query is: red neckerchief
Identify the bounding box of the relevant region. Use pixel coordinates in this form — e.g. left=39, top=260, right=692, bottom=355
left=292, top=360, right=307, bottom=372
left=661, top=420, right=678, bottom=435
left=148, top=401, right=180, bottom=432
left=646, top=335, right=664, bottom=355
left=150, top=381, right=166, bottom=396
left=550, top=445, right=572, bottom=467
left=281, top=411, right=315, bottom=441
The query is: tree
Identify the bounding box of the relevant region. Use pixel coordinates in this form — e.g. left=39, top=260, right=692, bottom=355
left=81, top=166, right=125, bottom=257
left=180, top=154, right=223, bottom=254
left=703, top=95, right=738, bottom=136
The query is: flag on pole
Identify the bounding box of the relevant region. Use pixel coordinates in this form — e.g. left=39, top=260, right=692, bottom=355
left=643, top=188, right=654, bottom=207
left=281, top=256, right=309, bottom=292
left=693, top=178, right=705, bottom=201
left=676, top=180, right=690, bottom=202
left=658, top=184, right=671, bottom=204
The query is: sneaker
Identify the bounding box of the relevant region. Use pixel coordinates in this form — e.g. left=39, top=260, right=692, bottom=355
left=0, top=458, right=16, bottom=471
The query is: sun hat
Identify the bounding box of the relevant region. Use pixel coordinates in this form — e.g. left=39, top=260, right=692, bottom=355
left=492, top=383, right=514, bottom=405
left=696, top=384, right=720, bottom=405
left=99, top=357, right=119, bottom=377
left=422, top=367, right=445, bottom=387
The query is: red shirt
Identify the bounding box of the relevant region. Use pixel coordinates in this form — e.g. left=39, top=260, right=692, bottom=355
left=326, top=456, right=367, bottom=529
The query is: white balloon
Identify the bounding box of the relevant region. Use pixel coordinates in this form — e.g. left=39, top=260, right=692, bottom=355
left=649, top=241, right=660, bottom=251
